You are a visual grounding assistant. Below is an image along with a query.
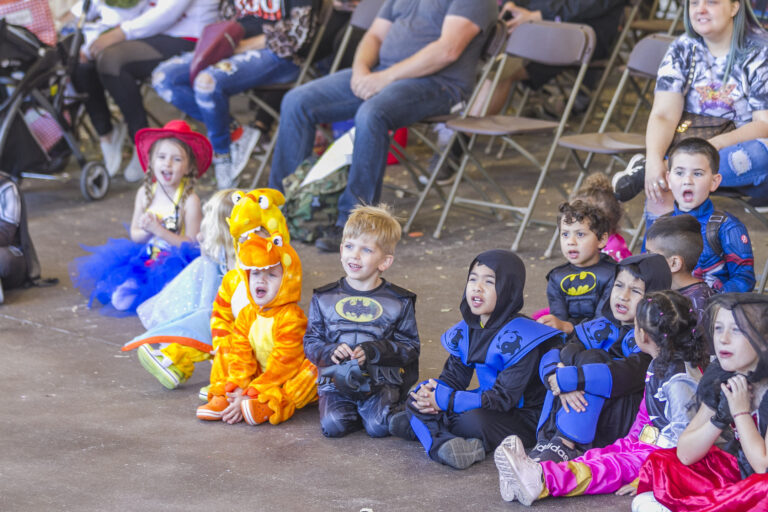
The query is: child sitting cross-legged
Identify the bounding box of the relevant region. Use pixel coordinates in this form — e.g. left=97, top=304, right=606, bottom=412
left=634, top=293, right=768, bottom=512
left=389, top=250, right=564, bottom=469
left=660, top=137, right=755, bottom=292
left=531, top=253, right=672, bottom=464
left=538, top=200, right=617, bottom=334
left=495, top=290, right=707, bottom=506
left=646, top=214, right=715, bottom=328
left=303, top=205, right=420, bottom=439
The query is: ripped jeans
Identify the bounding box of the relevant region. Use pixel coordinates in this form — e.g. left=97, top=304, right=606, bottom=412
left=719, top=138, right=768, bottom=196
left=152, top=50, right=299, bottom=154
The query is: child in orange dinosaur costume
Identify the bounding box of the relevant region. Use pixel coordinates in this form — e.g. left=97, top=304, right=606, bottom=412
left=197, top=231, right=317, bottom=425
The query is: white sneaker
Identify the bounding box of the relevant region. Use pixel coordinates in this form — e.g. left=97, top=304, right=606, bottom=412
left=230, top=126, right=261, bottom=183
left=494, top=435, right=523, bottom=502
left=123, top=148, right=144, bottom=183
left=213, top=156, right=235, bottom=189
left=99, top=123, right=127, bottom=177
left=632, top=492, right=672, bottom=512
left=501, top=437, right=543, bottom=506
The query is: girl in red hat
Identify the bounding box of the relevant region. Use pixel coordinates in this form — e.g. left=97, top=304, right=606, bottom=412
left=70, top=120, right=211, bottom=314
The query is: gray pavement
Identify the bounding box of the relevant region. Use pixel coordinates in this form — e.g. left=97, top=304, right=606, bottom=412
left=2, top=125, right=766, bottom=511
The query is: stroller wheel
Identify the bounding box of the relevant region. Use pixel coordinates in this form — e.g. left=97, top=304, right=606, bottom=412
left=80, top=161, right=110, bottom=201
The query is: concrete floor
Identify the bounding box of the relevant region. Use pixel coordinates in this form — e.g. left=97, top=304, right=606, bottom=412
left=2, top=117, right=766, bottom=511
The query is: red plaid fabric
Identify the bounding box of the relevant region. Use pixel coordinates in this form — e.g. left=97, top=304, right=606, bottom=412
left=24, top=108, right=63, bottom=152
left=0, top=0, right=56, bottom=46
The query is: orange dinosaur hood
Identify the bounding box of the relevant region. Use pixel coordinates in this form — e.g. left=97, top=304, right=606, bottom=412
left=237, top=234, right=302, bottom=311
left=227, top=189, right=290, bottom=253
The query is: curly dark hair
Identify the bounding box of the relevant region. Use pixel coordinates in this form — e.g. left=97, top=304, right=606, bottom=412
left=635, top=290, right=708, bottom=376
left=573, top=173, right=624, bottom=235
left=558, top=199, right=611, bottom=240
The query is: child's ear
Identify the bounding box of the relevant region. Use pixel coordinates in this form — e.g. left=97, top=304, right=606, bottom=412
left=668, top=254, right=684, bottom=273
left=597, top=232, right=609, bottom=249
left=710, top=172, right=723, bottom=192
left=378, top=254, right=394, bottom=273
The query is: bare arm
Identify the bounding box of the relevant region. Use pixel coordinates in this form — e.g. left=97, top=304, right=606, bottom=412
left=235, top=34, right=266, bottom=54
left=351, top=15, right=481, bottom=100
left=723, top=376, right=768, bottom=473
left=129, top=190, right=152, bottom=244
left=645, top=90, right=683, bottom=204
left=709, top=110, right=768, bottom=150
left=676, top=402, right=722, bottom=465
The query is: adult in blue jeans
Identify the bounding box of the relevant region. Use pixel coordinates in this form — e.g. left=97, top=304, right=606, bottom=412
left=153, top=0, right=317, bottom=188
left=268, top=0, right=498, bottom=251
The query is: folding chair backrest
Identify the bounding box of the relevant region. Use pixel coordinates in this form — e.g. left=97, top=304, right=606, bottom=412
left=505, top=20, right=595, bottom=67
left=295, top=0, right=335, bottom=84
left=626, top=33, right=675, bottom=78
left=349, top=0, right=385, bottom=30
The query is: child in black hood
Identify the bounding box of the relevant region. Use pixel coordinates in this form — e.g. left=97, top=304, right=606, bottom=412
left=532, top=253, right=672, bottom=463
left=389, top=250, right=563, bottom=469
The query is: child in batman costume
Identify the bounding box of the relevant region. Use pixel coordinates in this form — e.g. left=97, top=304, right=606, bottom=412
left=303, top=205, right=419, bottom=438
left=389, top=250, right=564, bottom=469
left=531, top=253, right=672, bottom=464
left=538, top=200, right=617, bottom=334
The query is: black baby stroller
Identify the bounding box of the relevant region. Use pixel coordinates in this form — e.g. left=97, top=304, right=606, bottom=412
left=0, top=4, right=109, bottom=200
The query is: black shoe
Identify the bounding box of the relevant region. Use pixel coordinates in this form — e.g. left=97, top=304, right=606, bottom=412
left=612, top=154, right=646, bottom=202
left=314, top=225, right=344, bottom=253
left=388, top=411, right=417, bottom=441
left=418, top=154, right=457, bottom=187
left=529, top=437, right=581, bottom=463
left=437, top=437, right=486, bottom=469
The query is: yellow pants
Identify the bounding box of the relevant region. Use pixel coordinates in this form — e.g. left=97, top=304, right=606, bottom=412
left=161, top=344, right=211, bottom=381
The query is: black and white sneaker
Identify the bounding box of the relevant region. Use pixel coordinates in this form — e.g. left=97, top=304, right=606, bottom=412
left=612, top=153, right=646, bottom=202
left=529, top=436, right=582, bottom=463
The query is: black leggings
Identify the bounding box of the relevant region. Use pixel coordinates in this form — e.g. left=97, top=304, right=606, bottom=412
left=85, top=35, right=195, bottom=138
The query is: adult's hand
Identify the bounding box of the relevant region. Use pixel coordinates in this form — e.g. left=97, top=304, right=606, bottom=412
left=90, top=27, right=126, bottom=57
left=351, top=68, right=393, bottom=100
left=500, top=2, right=542, bottom=32
left=645, top=156, right=669, bottom=204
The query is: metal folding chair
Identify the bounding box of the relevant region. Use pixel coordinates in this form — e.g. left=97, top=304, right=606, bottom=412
left=540, top=33, right=674, bottom=257
left=421, top=20, right=596, bottom=251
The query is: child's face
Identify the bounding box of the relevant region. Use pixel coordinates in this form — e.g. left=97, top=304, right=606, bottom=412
left=340, top=234, right=392, bottom=285
left=559, top=218, right=606, bottom=267
left=667, top=152, right=722, bottom=212
left=248, top=264, right=283, bottom=307
left=610, top=269, right=646, bottom=324
left=151, top=140, right=190, bottom=189
left=713, top=307, right=759, bottom=374
left=466, top=262, right=497, bottom=325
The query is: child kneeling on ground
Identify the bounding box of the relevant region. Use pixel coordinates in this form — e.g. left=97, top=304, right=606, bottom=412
left=389, top=250, right=563, bottom=469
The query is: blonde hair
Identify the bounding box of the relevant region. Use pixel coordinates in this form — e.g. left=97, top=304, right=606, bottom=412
left=141, top=138, right=198, bottom=226
left=200, top=189, right=237, bottom=268
left=343, top=204, right=402, bottom=255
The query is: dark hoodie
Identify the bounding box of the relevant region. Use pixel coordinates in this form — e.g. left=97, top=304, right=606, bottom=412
left=438, top=250, right=562, bottom=413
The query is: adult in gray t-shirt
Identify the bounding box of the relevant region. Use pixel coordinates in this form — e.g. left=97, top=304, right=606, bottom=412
left=269, top=0, right=498, bottom=252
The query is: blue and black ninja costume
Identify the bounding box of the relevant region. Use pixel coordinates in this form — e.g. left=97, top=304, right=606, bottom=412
left=546, top=253, right=616, bottom=326
left=534, top=253, right=672, bottom=458
left=406, top=250, right=564, bottom=461
left=303, top=278, right=419, bottom=438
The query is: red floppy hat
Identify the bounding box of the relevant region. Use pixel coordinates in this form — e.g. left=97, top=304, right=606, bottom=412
left=134, top=120, right=213, bottom=177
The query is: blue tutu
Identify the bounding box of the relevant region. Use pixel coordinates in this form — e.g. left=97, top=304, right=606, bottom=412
left=69, top=236, right=200, bottom=315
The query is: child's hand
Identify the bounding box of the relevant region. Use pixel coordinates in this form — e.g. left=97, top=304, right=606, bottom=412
left=615, top=483, right=638, bottom=496
left=222, top=387, right=244, bottom=424
left=538, top=315, right=574, bottom=334
left=559, top=390, right=588, bottom=413
left=721, top=374, right=752, bottom=418
left=547, top=363, right=565, bottom=395
left=410, top=379, right=440, bottom=414
left=331, top=343, right=355, bottom=364
left=351, top=345, right=366, bottom=366
left=139, top=212, right=162, bottom=235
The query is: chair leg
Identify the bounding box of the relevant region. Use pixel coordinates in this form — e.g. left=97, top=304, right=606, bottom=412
left=249, top=129, right=278, bottom=188
left=433, top=151, right=472, bottom=239
left=759, top=256, right=768, bottom=294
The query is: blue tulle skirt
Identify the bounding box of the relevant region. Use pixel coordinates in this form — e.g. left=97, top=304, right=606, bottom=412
left=69, top=237, right=200, bottom=315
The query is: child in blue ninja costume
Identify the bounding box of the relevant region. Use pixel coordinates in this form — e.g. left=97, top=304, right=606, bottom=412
left=531, top=253, right=672, bottom=463
left=389, top=250, right=564, bottom=469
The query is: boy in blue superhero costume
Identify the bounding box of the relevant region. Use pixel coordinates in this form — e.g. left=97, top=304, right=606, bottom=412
left=662, top=138, right=755, bottom=292
left=539, top=200, right=616, bottom=334
left=303, top=205, right=419, bottom=438
left=532, top=253, right=672, bottom=463
left=389, top=250, right=563, bottom=469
